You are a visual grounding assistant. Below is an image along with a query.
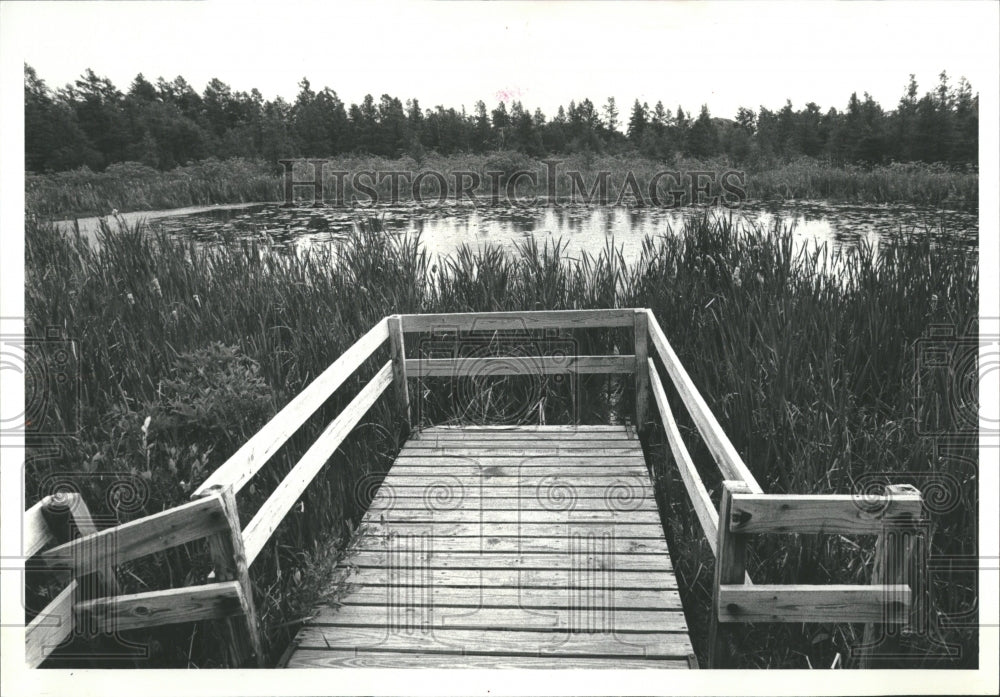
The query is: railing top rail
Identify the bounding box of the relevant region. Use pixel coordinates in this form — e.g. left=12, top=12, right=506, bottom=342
left=645, top=310, right=763, bottom=494
left=399, top=308, right=640, bottom=333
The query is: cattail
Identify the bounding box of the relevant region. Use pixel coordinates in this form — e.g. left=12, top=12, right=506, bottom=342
left=151, top=278, right=162, bottom=297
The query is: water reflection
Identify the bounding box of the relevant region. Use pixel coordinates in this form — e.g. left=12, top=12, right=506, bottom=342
left=60, top=200, right=977, bottom=264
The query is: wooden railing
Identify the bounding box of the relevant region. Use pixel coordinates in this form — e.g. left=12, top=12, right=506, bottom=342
left=24, top=317, right=395, bottom=667
left=22, top=309, right=646, bottom=667
left=641, top=309, right=925, bottom=668
left=23, top=308, right=924, bottom=668
left=25, top=490, right=252, bottom=667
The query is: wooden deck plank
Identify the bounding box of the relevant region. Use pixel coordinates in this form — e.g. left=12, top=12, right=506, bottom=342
left=286, top=651, right=688, bottom=669
left=404, top=439, right=638, bottom=449
left=345, top=551, right=673, bottom=571
left=337, top=567, right=679, bottom=589
left=393, top=458, right=647, bottom=468
left=370, top=473, right=653, bottom=485
left=416, top=431, right=634, bottom=440
left=387, top=465, right=649, bottom=476
left=368, top=497, right=661, bottom=511
left=335, top=585, right=685, bottom=609
left=394, top=448, right=644, bottom=457
left=294, top=625, right=692, bottom=657
left=365, top=486, right=655, bottom=498
left=360, top=509, right=664, bottom=524
left=286, top=425, right=693, bottom=668
left=422, top=425, right=629, bottom=433
left=307, top=605, right=687, bottom=632
left=357, top=523, right=669, bottom=538
left=350, top=535, right=670, bottom=554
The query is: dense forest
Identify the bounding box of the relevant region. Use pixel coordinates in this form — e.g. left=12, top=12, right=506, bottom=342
left=25, top=64, right=978, bottom=173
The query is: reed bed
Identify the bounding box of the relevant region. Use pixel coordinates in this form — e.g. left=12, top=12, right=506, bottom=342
left=24, top=212, right=977, bottom=668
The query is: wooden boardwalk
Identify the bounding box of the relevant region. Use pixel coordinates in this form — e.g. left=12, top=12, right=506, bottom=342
left=24, top=310, right=924, bottom=669
left=285, top=425, right=696, bottom=669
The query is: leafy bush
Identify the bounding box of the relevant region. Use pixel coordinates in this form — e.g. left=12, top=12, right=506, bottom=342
left=150, top=342, right=275, bottom=454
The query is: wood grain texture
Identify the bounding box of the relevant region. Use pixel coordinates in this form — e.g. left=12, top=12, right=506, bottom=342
left=708, top=481, right=751, bottom=668
left=417, top=430, right=632, bottom=440
left=406, top=355, right=635, bottom=377
left=364, top=487, right=656, bottom=503
left=646, top=311, right=762, bottom=494
left=392, top=456, right=648, bottom=468
left=423, top=425, right=629, bottom=432
left=294, top=625, right=693, bottom=657
left=718, top=584, right=911, bottom=623
left=634, top=310, right=650, bottom=431
left=729, top=493, right=924, bottom=535
left=357, top=522, right=669, bottom=538
left=345, top=550, right=673, bottom=571
left=384, top=466, right=650, bottom=478
left=60, top=493, right=121, bottom=598
left=338, top=567, right=677, bottom=589
left=367, top=496, right=660, bottom=512
left=648, top=360, right=719, bottom=553
left=399, top=309, right=637, bottom=333
left=36, top=495, right=228, bottom=576
left=336, top=585, right=684, bottom=609
left=25, top=581, right=76, bottom=668
left=74, top=581, right=245, bottom=632
left=350, top=535, right=670, bottom=554
left=286, top=423, right=693, bottom=669
left=24, top=497, right=56, bottom=558
left=387, top=315, right=411, bottom=427
left=403, top=438, right=638, bottom=449
left=201, top=487, right=264, bottom=667
left=860, top=483, right=922, bottom=668
left=308, top=604, right=687, bottom=632
left=360, top=508, right=664, bottom=525
left=376, top=472, right=651, bottom=484
left=195, top=319, right=389, bottom=496
left=394, top=447, right=643, bottom=457
left=286, top=651, right=689, bottom=669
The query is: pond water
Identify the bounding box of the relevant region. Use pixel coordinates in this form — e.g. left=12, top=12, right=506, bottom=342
left=59, top=200, right=978, bottom=263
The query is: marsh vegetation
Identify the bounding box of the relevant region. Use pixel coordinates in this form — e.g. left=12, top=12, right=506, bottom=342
left=25, top=212, right=977, bottom=667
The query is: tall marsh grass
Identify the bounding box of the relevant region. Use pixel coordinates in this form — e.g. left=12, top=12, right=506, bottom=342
left=25, top=212, right=977, bottom=667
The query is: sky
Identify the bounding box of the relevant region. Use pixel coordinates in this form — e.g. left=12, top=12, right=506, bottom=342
left=4, top=0, right=998, bottom=121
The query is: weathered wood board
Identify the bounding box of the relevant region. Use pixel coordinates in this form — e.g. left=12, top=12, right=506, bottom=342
left=286, top=426, right=694, bottom=669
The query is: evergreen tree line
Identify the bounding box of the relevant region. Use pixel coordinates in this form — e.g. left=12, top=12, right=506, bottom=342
left=25, top=65, right=977, bottom=173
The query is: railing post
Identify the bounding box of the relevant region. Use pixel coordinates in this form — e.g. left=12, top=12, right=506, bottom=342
left=62, top=493, right=121, bottom=598
left=199, top=486, right=264, bottom=667
left=708, top=480, right=751, bottom=668
left=633, top=310, right=650, bottom=432
left=388, top=315, right=411, bottom=431
left=858, top=483, right=923, bottom=668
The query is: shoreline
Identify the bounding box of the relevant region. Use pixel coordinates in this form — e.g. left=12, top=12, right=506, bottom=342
left=28, top=154, right=980, bottom=220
